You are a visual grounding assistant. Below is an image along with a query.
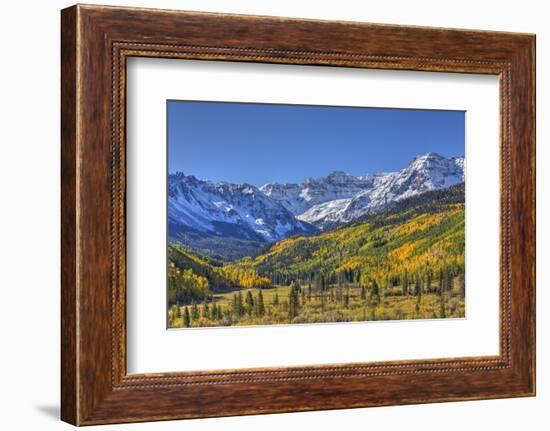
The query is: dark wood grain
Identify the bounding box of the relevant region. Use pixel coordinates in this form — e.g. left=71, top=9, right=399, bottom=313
left=61, top=4, right=536, bottom=425
left=60, top=6, right=77, bottom=425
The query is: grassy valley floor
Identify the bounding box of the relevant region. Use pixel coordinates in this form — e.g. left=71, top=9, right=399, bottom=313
left=168, top=281, right=464, bottom=328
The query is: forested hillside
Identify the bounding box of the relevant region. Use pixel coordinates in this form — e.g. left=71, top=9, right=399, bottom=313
left=167, top=245, right=271, bottom=308
left=250, top=183, right=465, bottom=286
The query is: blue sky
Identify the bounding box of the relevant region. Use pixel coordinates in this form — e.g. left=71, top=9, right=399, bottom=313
left=168, top=100, right=464, bottom=186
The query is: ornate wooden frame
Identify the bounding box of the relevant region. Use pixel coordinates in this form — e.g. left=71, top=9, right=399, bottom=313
left=61, top=4, right=535, bottom=425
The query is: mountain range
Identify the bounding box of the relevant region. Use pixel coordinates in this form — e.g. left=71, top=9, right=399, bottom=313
left=168, top=152, right=464, bottom=260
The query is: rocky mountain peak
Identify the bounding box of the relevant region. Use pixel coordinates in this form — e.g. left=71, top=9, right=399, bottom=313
left=169, top=153, right=465, bottom=251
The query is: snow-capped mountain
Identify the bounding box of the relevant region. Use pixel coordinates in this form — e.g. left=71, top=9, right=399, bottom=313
left=168, top=152, right=464, bottom=254
left=265, top=152, right=464, bottom=229
left=168, top=173, right=316, bottom=243
left=259, top=171, right=381, bottom=215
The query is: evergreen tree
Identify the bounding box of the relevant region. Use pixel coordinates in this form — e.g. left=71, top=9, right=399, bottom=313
left=414, top=277, right=422, bottom=315
left=202, top=302, right=209, bottom=319
left=232, top=292, right=244, bottom=318
left=446, top=269, right=453, bottom=293
left=439, top=293, right=446, bottom=318
left=238, top=291, right=244, bottom=315
left=414, top=275, right=422, bottom=297
left=183, top=306, right=190, bottom=327
left=175, top=305, right=182, bottom=319
left=232, top=293, right=238, bottom=316
left=245, top=290, right=254, bottom=316
left=370, top=280, right=381, bottom=307
left=256, top=290, right=265, bottom=317
left=402, top=271, right=409, bottom=296
left=288, top=286, right=300, bottom=319
left=191, top=300, right=199, bottom=320
left=210, top=303, right=218, bottom=320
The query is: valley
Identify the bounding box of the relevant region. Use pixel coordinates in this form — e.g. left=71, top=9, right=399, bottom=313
left=167, top=182, right=466, bottom=328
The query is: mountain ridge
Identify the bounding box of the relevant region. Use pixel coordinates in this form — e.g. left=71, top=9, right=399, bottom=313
left=168, top=152, right=464, bottom=259
left=264, top=152, right=464, bottom=229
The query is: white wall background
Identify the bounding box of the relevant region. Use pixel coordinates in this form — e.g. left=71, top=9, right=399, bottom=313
left=0, top=0, right=546, bottom=429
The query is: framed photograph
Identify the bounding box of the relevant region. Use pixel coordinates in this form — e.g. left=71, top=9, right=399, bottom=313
left=165, top=101, right=466, bottom=330
left=61, top=4, right=535, bottom=425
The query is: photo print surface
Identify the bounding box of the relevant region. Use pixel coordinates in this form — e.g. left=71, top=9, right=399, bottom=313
left=167, top=101, right=465, bottom=329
